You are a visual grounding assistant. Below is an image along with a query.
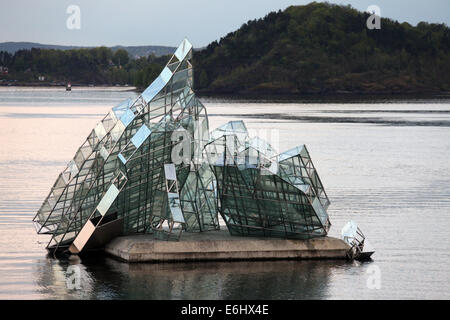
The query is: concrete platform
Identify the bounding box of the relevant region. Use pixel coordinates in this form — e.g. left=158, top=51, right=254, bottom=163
left=105, top=230, right=350, bottom=263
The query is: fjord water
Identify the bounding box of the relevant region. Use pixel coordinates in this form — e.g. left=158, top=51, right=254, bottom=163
left=0, top=87, right=449, bottom=299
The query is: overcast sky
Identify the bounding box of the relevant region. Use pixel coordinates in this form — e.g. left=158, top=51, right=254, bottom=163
left=1, top=0, right=449, bottom=48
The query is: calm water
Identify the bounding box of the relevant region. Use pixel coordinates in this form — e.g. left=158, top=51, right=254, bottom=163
left=0, top=87, right=449, bottom=299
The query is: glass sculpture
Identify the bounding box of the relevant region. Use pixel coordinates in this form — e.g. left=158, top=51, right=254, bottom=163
left=33, top=39, right=330, bottom=253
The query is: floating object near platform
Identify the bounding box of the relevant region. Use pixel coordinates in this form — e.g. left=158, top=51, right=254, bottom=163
left=341, top=221, right=375, bottom=261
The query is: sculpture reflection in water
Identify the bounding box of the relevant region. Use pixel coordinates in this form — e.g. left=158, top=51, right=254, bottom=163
left=33, top=256, right=343, bottom=299
left=32, top=39, right=331, bottom=254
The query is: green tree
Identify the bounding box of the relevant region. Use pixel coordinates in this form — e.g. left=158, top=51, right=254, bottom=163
left=198, top=70, right=209, bottom=88
left=113, top=49, right=129, bottom=67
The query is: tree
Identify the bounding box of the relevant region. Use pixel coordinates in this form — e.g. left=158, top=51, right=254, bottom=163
left=198, top=70, right=209, bottom=88
left=113, top=49, right=129, bottom=67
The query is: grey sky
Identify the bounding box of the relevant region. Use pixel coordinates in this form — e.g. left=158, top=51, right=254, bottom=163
left=1, top=0, right=449, bottom=48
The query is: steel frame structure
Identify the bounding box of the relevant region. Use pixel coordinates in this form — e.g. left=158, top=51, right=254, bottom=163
left=205, top=121, right=331, bottom=239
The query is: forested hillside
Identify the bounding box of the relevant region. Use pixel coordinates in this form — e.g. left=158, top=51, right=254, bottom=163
left=193, top=2, right=450, bottom=94
left=0, top=47, right=170, bottom=87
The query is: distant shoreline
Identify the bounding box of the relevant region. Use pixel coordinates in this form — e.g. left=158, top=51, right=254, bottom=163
left=0, top=83, right=137, bottom=91
left=195, top=91, right=450, bottom=100
left=0, top=83, right=133, bottom=87
left=1, top=84, right=449, bottom=101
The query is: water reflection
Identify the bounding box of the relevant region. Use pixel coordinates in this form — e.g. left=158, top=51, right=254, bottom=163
left=33, top=255, right=353, bottom=300
left=33, top=256, right=96, bottom=299
left=209, top=113, right=450, bottom=127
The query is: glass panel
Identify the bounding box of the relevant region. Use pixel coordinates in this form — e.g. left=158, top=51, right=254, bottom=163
left=94, top=122, right=107, bottom=140
left=130, top=124, right=151, bottom=149
left=96, top=184, right=120, bottom=216
left=164, top=163, right=177, bottom=180
left=160, top=66, right=172, bottom=83
left=99, top=146, right=109, bottom=160
left=174, top=38, right=193, bottom=61
left=141, top=76, right=166, bottom=103
left=69, top=160, right=79, bottom=176
left=168, top=192, right=184, bottom=223
left=119, top=108, right=135, bottom=127
left=118, top=153, right=127, bottom=164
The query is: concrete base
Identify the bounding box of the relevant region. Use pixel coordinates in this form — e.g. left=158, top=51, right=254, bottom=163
left=105, top=230, right=350, bottom=263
